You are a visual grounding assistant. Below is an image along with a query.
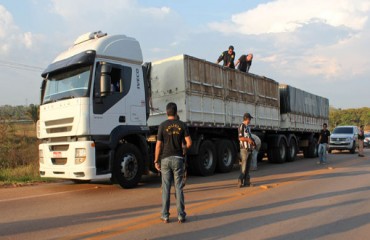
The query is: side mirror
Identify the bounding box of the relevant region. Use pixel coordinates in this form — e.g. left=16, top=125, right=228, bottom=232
left=100, top=63, right=112, bottom=97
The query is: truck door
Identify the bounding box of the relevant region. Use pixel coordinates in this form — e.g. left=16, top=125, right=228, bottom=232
left=90, top=61, right=133, bottom=135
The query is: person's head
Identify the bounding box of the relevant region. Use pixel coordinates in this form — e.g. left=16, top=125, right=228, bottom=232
left=246, top=53, right=253, bottom=61
left=360, top=125, right=364, bottom=130
left=166, top=102, right=177, bottom=117
left=228, top=45, right=234, bottom=54
left=243, top=112, right=253, bottom=124
left=323, top=123, right=327, bottom=129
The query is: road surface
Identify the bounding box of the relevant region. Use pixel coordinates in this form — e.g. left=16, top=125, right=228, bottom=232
left=1, top=149, right=370, bottom=240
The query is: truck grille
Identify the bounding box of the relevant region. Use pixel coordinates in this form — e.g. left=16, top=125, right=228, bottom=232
left=45, top=117, right=74, bottom=134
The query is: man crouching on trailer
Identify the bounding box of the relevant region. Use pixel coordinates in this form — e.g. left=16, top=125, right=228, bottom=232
left=238, top=113, right=256, bottom=187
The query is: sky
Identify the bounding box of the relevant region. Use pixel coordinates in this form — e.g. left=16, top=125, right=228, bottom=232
left=0, top=0, right=369, bottom=109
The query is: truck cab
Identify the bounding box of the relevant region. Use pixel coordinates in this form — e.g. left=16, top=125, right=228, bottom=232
left=38, top=31, right=150, bottom=188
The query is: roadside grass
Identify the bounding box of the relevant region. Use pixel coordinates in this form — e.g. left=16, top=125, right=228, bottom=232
left=0, top=163, right=55, bottom=187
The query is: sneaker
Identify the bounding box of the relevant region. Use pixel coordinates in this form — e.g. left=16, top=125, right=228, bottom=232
left=178, top=218, right=186, bottom=223
left=160, top=217, right=169, bottom=223
left=238, top=179, right=244, bottom=188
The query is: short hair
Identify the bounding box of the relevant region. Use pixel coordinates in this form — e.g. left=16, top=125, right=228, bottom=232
left=229, top=45, right=234, bottom=50
left=166, top=102, right=177, bottom=116
left=323, top=123, right=327, bottom=126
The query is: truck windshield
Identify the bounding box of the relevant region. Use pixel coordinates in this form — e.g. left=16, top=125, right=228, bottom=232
left=333, top=127, right=353, bottom=134
left=42, top=66, right=91, bottom=104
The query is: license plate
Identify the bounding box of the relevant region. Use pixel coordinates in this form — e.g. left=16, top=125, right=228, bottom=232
left=53, top=152, right=62, bottom=158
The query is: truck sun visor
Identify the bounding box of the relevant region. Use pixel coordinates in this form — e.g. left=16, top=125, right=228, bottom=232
left=41, top=50, right=96, bottom=78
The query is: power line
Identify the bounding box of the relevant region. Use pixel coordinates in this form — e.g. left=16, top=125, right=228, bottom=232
left=0, top=59, right=44, bottom=72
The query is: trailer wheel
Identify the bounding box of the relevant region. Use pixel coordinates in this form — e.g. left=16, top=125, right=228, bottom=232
left=113, top=143, right=143, bottom=189
left=193, top=140, right=216, bottom=176
left=268, top=135, right=287, bottom=163
left=286, top=137, right=298, bottom=162
left=216, top=139, right=235, bottom=173
left=303, top=138, right=318, bottom=158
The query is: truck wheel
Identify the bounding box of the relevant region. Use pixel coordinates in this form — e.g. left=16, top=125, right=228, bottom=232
left=113, top=143, right=143, bottom=189
left=286, top=137, right=298, bottom=162
left=350, top=141, right=356, bottom=154
left=216, top=139, right=236, bottom=173
left=268, top=135, right=287, bottom=163
left=303, top=138, right=318, bottom=158
left=193, top=140, right=216, bottom=176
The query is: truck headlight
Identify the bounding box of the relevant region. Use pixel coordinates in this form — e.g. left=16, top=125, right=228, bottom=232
left=39, top=149, right=44, bottom=164
left=75, top=148, right=86, bottom=164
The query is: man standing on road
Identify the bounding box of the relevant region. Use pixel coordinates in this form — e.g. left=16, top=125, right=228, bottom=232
left=238, top=113, right=256, bottom=187
left=216, top=45, right=236, bottom=69
left=317, top=123, right=330, bottom=164
left=250, top=134, right=261, bottom=171
left=358, top=125, right=365, bottom=157
left=154, top=102, right=192, bottom=224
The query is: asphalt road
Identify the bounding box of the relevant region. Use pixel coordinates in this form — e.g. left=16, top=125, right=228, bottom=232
left=1, top=149, right=370, bottom=240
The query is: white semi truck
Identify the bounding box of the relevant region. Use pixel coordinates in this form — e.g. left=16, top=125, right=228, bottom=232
left=37, top=31, right=329, bottom=188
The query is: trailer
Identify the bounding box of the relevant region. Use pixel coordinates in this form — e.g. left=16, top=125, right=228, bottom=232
left=37, top=31, right=329, bottom=188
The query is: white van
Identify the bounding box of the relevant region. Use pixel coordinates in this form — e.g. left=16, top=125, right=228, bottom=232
left=328, top=126, right=359, bottom=153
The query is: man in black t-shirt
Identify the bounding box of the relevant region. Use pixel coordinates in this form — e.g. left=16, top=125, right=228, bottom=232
left=318, top=123, right=330, bottom=164
left=154, top=102, right=192, bottom=223
left=235, top=53, right=253, bottom=73
left=216, top=45, right=236, bottom=69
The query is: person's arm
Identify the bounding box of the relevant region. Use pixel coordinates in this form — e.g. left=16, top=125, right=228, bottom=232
left=216, top=53, right=224, bottom=64
left=154, top=140, right=163, bottom=171
left=239, top=136, right=255, bottom=145
left=185, top=136, right=192, bottom=151
left=235, top=59, right=240, bottom=68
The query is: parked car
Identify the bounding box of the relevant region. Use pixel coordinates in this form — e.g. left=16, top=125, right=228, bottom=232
left=328, top=126, right=359, bottom=154
left=364, top=133, right=370, bottom=148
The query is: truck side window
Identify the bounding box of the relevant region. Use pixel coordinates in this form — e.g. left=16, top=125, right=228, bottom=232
left=93, top=62, right=132, bottom=114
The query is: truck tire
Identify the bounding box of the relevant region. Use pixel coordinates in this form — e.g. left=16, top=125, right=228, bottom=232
left=193, top=140, right=217, bottom=176
left=303, top=138, right=318, bottom=158
left=113, top=143, right=143, bottom=189
left=268, top=135, right=287, bottom=163
left=216, top=139, right=236, bottom=173
left=286, top=137, right=298, bottom=162
left=350, top=141, right=356, bottom=154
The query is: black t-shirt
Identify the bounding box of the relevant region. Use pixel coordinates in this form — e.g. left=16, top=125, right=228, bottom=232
left=218, top=50, right=235, bottom=68
left=319, top=129, right=331, bottom=143
left=237, top=55, right=252, bottom=72
left=157, top=119, right=189, bottom=159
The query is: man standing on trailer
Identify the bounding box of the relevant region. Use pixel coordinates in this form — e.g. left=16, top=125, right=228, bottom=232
left=154, top=102, right=192, bottom=223
left=238, top=113, right=256, bottom=187
left=235, top=53, right=253, bottom=73
left=216, top=45, right=236, bottom=69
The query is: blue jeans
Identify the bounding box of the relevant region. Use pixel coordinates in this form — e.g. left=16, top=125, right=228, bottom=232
left=161, top=156, right=186, bottom=220
left=318, top=143, right=327, bottom=163
left=251, top=149, right=258, bottom=169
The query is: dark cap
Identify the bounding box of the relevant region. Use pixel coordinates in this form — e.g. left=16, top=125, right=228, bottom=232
left=243, top=113, right=253, bottom=120
left=229, top=45, right=234, bottom=50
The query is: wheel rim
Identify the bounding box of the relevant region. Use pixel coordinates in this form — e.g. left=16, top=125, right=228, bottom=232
left=221, top=148, right=232, bottom=166
left=290, top=141, right=296, bottom=158
left=203, top=149, right=214, bottom=169
left=120, top=153, right=138, bottom=180
left=280, top=142, right=286, bottom=159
